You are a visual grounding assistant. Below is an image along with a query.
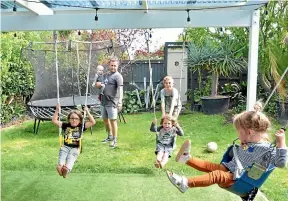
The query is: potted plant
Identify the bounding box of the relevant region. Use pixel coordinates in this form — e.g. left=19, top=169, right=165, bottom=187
left=269, top=32, right=288, bottom=124
left=186, top=40, right=247, bottom=114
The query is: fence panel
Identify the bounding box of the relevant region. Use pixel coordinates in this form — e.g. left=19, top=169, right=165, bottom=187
left=121, top=60, right=165, bottom=91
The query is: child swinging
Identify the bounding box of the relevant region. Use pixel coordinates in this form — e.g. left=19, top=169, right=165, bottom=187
left=166, top=102, right=287, bottom=199
left=52, top=104, right=96, bottom=178
left=150, top=115, right=184, bottom=168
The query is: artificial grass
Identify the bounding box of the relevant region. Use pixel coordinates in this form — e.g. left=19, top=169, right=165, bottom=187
left=2, top=171, right=267, bottom=201
left=1, top=112, right=287, bottom=201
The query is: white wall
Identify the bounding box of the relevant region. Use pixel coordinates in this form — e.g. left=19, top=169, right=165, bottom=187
left=167, top=49, right=187, bottom=103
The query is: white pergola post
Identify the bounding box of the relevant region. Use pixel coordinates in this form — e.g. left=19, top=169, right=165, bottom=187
left=246, top=10, right=260, bottom=111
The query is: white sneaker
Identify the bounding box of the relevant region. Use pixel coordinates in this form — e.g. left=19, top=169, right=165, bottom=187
left=175, top=140, right=191, bottom=163
left=166, top=170, right=189, bottom=193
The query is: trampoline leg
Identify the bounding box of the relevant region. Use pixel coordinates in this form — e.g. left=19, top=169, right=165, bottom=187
left=120, top=112, right=126, bottom=124
left=35, top=119, right=41, bottom=134
left=33, top=119, right=37, bottom=134
left=118, top=113, right=122, bottom=123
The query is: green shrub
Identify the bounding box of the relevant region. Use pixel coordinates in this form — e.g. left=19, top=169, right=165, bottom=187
left=0, top=32, right=36, bottom=123
left=122, top=90, right=143, bottom=114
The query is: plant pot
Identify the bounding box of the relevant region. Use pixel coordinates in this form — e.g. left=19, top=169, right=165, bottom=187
left=276, top=100, right=288, bottom=125
left=201, top=96, right=230, bottom=115
left=193, top=103, right=202, bottom=112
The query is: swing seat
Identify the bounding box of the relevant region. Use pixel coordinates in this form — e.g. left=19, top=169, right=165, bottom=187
left=221, top=145, right=275, bottom=197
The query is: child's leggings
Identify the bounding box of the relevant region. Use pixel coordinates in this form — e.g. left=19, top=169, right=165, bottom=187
left=185, top=157, right=234, bottom=188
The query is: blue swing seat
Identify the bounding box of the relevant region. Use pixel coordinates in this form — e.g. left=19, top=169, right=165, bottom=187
left=220, top=145, right=275, bottom=197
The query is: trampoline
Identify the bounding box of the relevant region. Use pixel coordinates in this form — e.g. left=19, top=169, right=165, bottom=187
left=27, top=96, right=101, bottom=134
left=22, top=40, right=127, bottom=134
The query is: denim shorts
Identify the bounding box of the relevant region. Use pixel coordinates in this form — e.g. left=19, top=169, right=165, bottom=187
left=101, top=105, right=118, bottom=120
left=155, top=143, right=173, bottom=158
left=58, top=145, right=80, bottom=171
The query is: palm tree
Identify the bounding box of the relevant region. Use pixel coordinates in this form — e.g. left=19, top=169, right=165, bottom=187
left=186, top=40, right=247, bottom=97
left=269, top=32, right=288, bottom=101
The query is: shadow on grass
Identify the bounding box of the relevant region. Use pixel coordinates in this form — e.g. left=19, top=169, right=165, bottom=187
left=76, top=165, right=156, bottom=175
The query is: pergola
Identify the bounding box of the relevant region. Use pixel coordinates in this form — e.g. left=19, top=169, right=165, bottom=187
left=1, top=0, right=269, bottom=111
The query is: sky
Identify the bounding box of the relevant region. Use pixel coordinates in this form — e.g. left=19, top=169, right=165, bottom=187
left=149, top=28, right=184, bottom=51
left=127, top=28, right=184, bottom=58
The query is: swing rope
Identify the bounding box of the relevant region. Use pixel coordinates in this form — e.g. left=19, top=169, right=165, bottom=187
left=145, top=30, right=157, bottom=121
left=178, top=34, right=186, bottom=114
left=179, top=37, right=185, bottom=100
left=79, top=42, right=93, bottom=152
left=76, top=42, right=81, bottom=96
left=143, top=29, right=160, bottom=144
left=149, top=59, right=157, bottom=120
left=54, top=39, right=62, bottom=148
left=263, top=66, right=288, bottom=110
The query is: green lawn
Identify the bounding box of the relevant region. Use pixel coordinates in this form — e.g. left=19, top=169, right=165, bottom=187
left=1, top=112, right=287, bottom=201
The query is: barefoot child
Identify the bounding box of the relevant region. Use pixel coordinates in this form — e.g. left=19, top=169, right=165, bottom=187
left=150, top=115, right=184, bottom=168
left=52, top=104, right=96, bottom=178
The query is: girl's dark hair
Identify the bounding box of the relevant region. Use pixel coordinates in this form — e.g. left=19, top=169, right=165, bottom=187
left=67, top=110, right=83, bottom=123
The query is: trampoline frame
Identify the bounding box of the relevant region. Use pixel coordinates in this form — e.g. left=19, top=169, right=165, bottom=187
left=28, top=103, right=126, bottom=134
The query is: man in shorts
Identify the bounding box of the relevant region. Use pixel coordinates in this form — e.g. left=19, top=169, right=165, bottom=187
left=95, top=56, right=123, bottom=148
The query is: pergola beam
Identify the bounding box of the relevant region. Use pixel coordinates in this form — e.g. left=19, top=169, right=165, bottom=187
left=1, top=10, right=253, bottom=31
left=15, top=0, right=53, bottom=15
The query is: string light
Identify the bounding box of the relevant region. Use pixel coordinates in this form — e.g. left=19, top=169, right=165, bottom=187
left=265, top=3, right=268, bottom=16
left=13, top=0, right=17, bottom=12
left=185, top=9, right=191, bottom=28
left=12, top=0, right=268, bottom=11
left=95, top=8, right=99, bottom=22
left=219, top=27, right=224, bottom=36
left=186, top=9, right=191, bottom=23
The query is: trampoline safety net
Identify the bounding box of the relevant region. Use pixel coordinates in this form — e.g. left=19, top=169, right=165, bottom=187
left=22, top=40, right=126, bottom=120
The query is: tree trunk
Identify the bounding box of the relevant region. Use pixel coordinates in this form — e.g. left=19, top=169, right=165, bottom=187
left=259, top=74, right=272, bottom=93
left=211, top=72, right=218, bottom=96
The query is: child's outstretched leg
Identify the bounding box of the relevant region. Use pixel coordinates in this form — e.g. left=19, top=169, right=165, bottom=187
left=160, top=152, right=170, bottom=168
left=169, top=140, right=234, bottom=193
left=155, top=151, right=164, bottom=168
left=176, top=140, right=228, bottom=172
left=166, top=169, right=234, bottom=193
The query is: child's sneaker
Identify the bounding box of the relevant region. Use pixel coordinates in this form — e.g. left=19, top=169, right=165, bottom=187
left=109, top=139, right=117, bottom=148
left=62, top=166, right=69, bottom=178
left=166, top=170, right=189, bottom=193
left=101, top=135, right=113, bottom=143
left=175, top=140, right=191, bottom=163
